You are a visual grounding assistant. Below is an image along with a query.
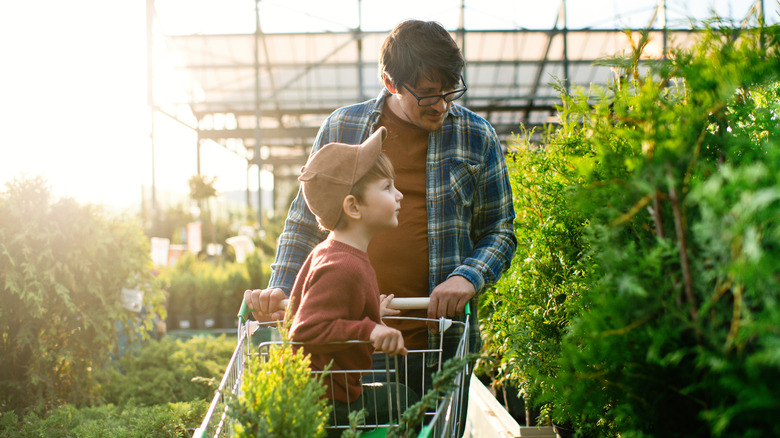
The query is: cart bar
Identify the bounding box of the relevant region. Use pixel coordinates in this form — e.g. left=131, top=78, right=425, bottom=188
left=239, top=297, right=437, bottom=323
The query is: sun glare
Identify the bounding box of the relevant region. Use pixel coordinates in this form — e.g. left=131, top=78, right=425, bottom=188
left=1, top=0, right=775, bottom=213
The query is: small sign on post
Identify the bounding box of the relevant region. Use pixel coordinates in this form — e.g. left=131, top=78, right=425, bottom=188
left=121, top=288, right=145, bottom=313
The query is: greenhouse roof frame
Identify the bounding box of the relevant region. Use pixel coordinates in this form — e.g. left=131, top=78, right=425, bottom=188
left=146, top=0, right=768, bottom=217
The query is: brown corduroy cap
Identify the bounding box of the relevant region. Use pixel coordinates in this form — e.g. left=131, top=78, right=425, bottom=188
left=298, top=127, right=388, bottom=230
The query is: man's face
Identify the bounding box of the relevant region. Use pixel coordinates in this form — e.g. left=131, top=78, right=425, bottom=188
left=391, top=75, right=452, bottom=132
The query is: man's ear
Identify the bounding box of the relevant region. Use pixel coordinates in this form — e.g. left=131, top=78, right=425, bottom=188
left=382, top=72, right=398, bottom=94
left=342, top=194, right=361, bottom=220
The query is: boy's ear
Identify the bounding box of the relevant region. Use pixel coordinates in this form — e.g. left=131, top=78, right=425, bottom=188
left=342, top=195, right=361, bottom=220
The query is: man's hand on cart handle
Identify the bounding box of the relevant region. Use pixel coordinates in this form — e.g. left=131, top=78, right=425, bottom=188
left=428, top=275, right=475, bottom=319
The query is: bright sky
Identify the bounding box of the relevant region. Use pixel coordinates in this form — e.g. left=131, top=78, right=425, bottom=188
left=0, top=0, right=774, bottom=213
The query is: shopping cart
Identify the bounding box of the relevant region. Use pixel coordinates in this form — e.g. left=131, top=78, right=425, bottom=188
left=192, top=297, right=470, bottom=438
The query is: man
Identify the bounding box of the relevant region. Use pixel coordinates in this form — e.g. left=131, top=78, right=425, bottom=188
left=245, top=19, right=517, bottom=435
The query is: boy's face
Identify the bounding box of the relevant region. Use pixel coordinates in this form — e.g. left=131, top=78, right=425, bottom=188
left=358, top=177, right=403, bottom=232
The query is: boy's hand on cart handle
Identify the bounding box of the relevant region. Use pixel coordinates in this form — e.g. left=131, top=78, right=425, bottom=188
left=244, top=288, right=287, bottom=322
left=370, top=324, right=407, bottom=355
left=380, top=294, right=401, bottom=317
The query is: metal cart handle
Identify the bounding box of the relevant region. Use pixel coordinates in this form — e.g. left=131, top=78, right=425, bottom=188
left=239, top=296, right=470, bottom=323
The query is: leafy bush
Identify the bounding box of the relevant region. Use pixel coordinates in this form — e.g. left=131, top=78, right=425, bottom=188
left=0, top=401, right=207, bottom=438
left=100, top=335, right=235, bottom=407
left=483, top=23, right=780, bottom=437
left=1, top=334, right=233, bottom=436
left=0, top=177, right=165, bottom=414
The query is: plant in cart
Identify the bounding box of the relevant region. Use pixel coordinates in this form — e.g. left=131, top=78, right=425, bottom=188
left=227, top=325, right=332, bottom=438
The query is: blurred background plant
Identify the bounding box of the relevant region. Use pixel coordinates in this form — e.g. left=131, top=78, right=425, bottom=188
left=0, top=176, right=238, bottom=436
left=0, top=176, right=166, bottom=415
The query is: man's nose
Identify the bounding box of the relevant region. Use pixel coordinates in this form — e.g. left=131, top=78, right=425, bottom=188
left=431, top=98, right=447, bottom=113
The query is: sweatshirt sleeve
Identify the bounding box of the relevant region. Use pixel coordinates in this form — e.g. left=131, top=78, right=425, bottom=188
left=289, top=261, right=377, bottom=346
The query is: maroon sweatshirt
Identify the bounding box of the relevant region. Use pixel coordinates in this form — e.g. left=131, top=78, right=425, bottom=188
left=287, top=237, right=381, bottom=403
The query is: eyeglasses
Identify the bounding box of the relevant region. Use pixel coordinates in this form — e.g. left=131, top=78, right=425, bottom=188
left=400, top=75, right=467, bottom=107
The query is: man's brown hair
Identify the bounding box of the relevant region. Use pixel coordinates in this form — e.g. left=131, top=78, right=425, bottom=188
left=379, top=20, right=464, bottom=91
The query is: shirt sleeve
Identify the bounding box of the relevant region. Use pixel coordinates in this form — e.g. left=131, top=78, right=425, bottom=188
left=267, top=122, right=333, bottom=293
left=450, top=127, right=517, bottom=294
left=267, top=99, right=382, bottom=293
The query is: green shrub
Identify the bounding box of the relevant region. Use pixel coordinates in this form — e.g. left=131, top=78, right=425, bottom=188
left=0, top=401, right=207, bottom=438
left=100, top=335, right=234, bottom=407
left=161, top=250, right=268, bottom=324
left=551, top=24, right=780, bottom=437
left=228, top=332, right=331, bottom=438
left=479, top=127, right=590, bottom=422
left=0, top=177, right=165, bottom=415
left=483, top=22, right=780, bottom=437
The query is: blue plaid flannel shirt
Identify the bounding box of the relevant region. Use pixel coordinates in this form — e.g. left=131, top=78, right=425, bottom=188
left=268, top=89, right=517, bottom=356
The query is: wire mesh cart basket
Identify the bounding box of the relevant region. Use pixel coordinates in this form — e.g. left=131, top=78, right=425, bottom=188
left=193, top=298, right=470, bottom=438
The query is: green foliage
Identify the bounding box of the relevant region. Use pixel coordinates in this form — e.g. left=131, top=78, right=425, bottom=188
left=553, top=25, right=780, bottom=437
left=100, top=335, right=235, bottom=407
left=339, top=409, right=369, bottom=438
left=385, top=354, right=479, bottom=438
left=0, top=335, right=232, bottom=435
left=228, top=331, right=331, bottom=438
left=0, top=400, right=208, bottom=438
left=0, top=176, right=166, bottom=414
left=189, top=175, right=218, bottom=203
left=479, top=127, right=590, bottom=411
left=483, top=23, right=780, bottom=437
left=161, top=251, right=266, bottom=320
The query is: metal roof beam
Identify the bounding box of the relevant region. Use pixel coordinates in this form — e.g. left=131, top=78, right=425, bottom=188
left=198, top=127, right=320, bottom=140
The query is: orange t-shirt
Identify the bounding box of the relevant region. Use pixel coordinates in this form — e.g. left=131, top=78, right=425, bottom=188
left=368, top=107, right=430, bottom=350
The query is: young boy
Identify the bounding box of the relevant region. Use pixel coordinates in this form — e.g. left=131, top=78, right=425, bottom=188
left=284, top=127, right=413, bottom=432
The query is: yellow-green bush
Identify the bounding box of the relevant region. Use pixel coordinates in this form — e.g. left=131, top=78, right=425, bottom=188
left=161, top=251, right=272, bottom=328
left=0, top=177, right=166, bottom=414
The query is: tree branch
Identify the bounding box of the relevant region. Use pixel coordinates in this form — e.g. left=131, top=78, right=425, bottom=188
left=667, top=171, right=700, bottom=333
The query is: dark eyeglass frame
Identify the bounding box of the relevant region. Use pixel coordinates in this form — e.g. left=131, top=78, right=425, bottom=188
left=400, top=75, right=467, bottom=107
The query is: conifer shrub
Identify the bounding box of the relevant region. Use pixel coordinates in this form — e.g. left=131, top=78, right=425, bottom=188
left=483, top=21, right=780, bottom=437
left=228, top=330, right=331, bottom=437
